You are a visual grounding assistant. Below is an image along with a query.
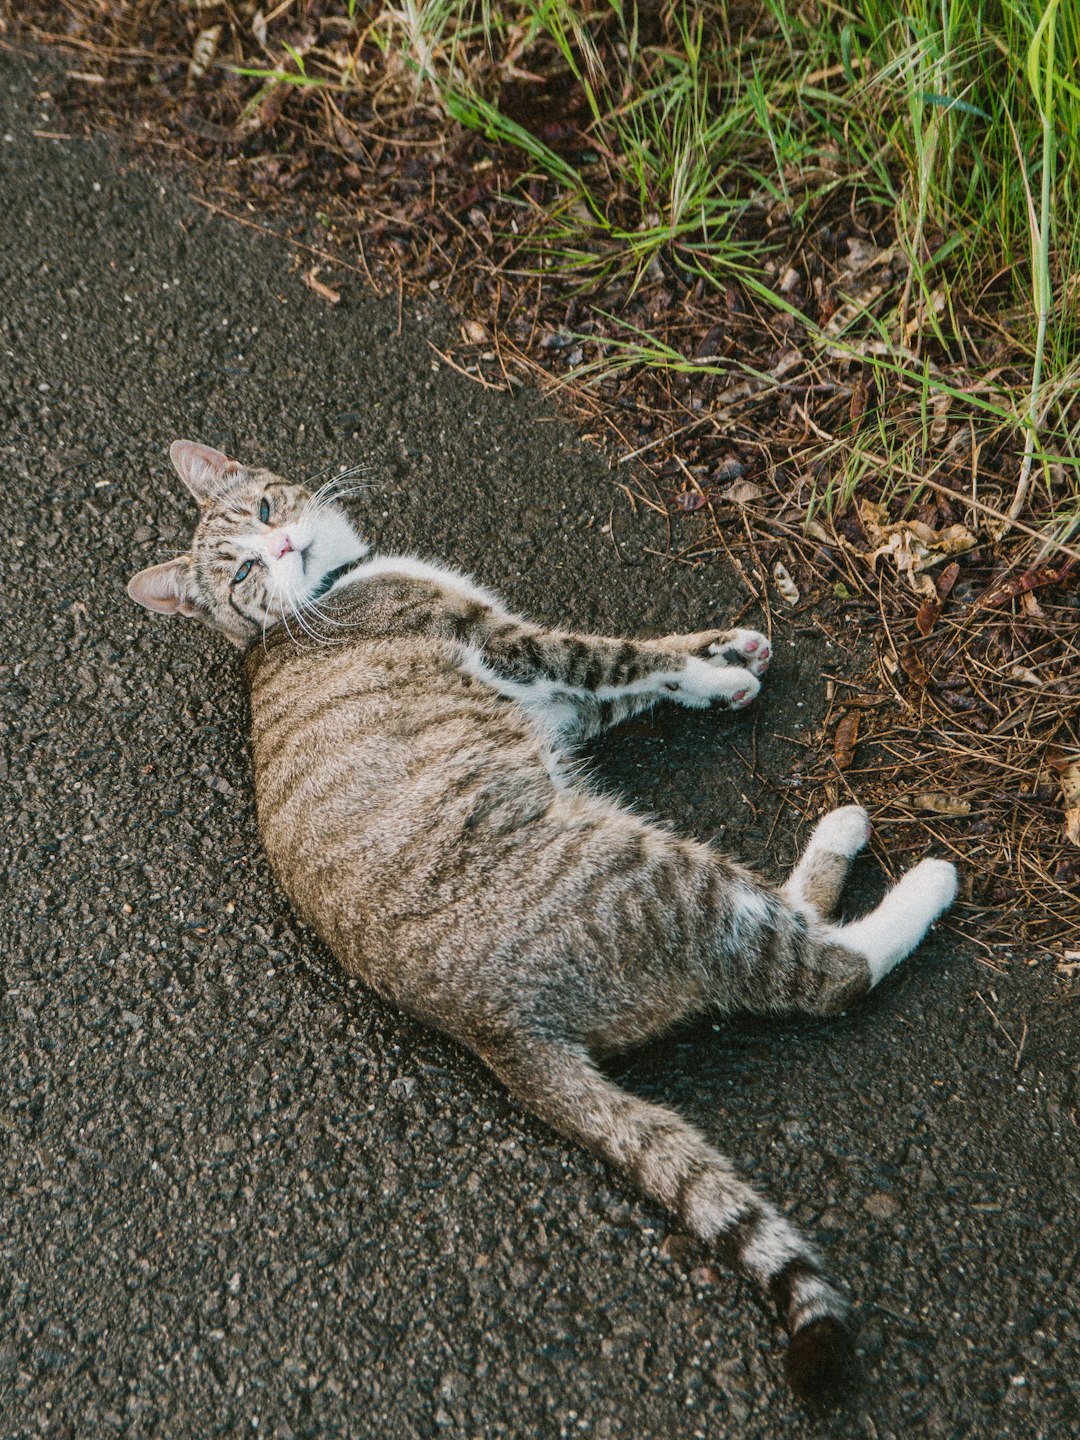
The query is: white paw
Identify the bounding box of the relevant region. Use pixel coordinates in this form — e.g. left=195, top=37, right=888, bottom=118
left=904, top=858, right=959, bottom=918
left=706, top=628, right=771, bottom=679
left=809, top=805, right=872, bottom=859
left=666, top=659, right=761, bottom=710
left=838, top=855, right=959, bottom=986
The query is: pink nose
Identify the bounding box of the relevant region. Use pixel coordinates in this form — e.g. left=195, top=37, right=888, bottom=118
left=269, top=532, right=294, bottom=559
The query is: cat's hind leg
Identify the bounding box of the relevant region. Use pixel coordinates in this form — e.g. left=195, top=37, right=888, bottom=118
left=781, top=805, right=957, bottom=993
left=476, top=1031, right=855, bottom=1405
left=783, top=805, right=871, bottom=919
left=828, top=858, right=957, bottom=988
left=777, top=804, right=957, bottom=994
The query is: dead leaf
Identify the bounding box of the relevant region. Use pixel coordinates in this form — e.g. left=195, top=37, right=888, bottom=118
left=719, top=480, right=765, bottom=506
left=693, top=324, right=725, bottom=360
left=779, top=266, right=801, bottom=294
left=929, top=393, right=951, bottom=445
left=898, top=641, right=931, bottom=686
left=902, top=288, right=946, bottom=345
left=770, top=348, right=803, bottom=380
left=840, top=237, right=897, bottom=278
left=712, top=457, right=746, bottom=483
left=1009, top=664, right=1042, bottom=687
left=823, top=282, right=887, bottom=337
left=849, top=376, right=868, bottom=430
left=915, top=597, right=942, bottom=637
left=258, top=82, right=288, bottom=131
left=833, top=712, right=859, bottom=770
left=302, top=267, right=341, bottom=305
left=330, top=111, right=368, bottom=162
left=468, top=207, right=494, bottom=245
left=976, top=559, right=1076, bottom=609
left=1045, top=746, right=1071, bottom=775
left=911, top=792, right=972, bottom=816
left=773, top=561, right=800, bottom=606
left=674, top=491, right=707, bottom=512
left=189, top=24, right=222, bottom=84
left=858, top=499, right=976, bottom=597
left=1059, top=759, right=1080, bottom=846
left=937, top=561, right=960, bottom=600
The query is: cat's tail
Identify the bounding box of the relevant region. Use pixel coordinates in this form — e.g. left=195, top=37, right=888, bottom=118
left=481, top=1035, right=856, bottom=1405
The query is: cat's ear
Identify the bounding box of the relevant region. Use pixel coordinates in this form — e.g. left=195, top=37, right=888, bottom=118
left=169, top=440, right=243, bottom=506
left=127, top=557, right=200, bottom=618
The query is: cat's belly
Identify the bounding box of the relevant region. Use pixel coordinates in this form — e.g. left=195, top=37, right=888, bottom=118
left=249, top=671, right=561, bottom=966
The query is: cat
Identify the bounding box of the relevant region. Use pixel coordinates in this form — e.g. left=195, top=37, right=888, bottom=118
left=128, top=440, right=958, bottom=1404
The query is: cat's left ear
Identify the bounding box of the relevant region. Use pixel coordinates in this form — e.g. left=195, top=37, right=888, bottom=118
left=127, top=557, right=200, bottom=618
left=169, top=440, right=243, bottom=506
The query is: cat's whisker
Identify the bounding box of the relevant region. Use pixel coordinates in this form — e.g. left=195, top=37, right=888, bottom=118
left=275, top=594, right=305, bottom=651
left=314, top=482, right=374, bottom=499
left=308, top=464, right=375, bottom=501
left=299, top=596, right=349, bottom=636
left=302, top=460, right=342, bottom=488
left=304, top=459, right=374, bottom=491
left=281, top=581, right=340, bottom=646
left=297, top=590, right=351, bottom=642
left=197, top=468, right=248, bottom=518
left=312, top=468, right=374, bottom=493
left=289, top=599, right=327, bottom=646
left=303, top=481, right=374, bottom=515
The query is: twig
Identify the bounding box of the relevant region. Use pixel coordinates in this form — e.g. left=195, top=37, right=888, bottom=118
left=190, top=195, right=370, bottom=279
left=426, top=340, right=510, bottom=391
left=974, top=991, right=1022, bottom=1062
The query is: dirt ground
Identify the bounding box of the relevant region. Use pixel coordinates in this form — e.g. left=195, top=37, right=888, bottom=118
left=1, top=46, right=1077, bottom=1440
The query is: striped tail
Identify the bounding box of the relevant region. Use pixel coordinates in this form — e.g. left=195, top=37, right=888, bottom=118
left=482, top=1037, right=857, bottom=1404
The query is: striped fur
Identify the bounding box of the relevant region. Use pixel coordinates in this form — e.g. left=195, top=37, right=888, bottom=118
left=129, top=444, right=959, bottom=1404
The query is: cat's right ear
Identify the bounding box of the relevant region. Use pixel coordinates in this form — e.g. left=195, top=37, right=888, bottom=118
left=169, top=440, right=243, bottom=506
left=127, top=557, right=200, bottom=618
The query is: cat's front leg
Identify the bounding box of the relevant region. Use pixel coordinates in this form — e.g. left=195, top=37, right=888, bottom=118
left=629, top=627, right=771, bottom=713
left=463, top=619, right=764, bottom=716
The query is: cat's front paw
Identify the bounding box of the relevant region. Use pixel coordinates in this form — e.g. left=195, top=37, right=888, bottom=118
left=664, top=659, right=761, bottom=710
left=702, top=628, right=771, bottom=679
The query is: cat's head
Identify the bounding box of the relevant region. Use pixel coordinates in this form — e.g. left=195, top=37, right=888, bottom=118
left=127, top=441, right=369, bottom=649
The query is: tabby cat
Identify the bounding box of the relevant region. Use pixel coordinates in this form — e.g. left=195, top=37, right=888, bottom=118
left=128, top=441, right=958, bottom=1403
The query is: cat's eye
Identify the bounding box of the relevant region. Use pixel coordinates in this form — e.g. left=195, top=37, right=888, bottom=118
left=233, top=560, right=254, bottom=585
left=259, top=497, right=271, bottom=524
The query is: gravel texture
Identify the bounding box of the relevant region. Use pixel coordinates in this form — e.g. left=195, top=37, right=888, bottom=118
left=1, top=48, right=1077, bottom=1440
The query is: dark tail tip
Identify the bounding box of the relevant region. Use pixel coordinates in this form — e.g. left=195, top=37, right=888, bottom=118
left=784, top=1317, right=858, bottom=1407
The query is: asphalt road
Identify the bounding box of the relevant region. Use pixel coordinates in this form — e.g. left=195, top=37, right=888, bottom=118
left=1, top=46, right=1077, bottom=1440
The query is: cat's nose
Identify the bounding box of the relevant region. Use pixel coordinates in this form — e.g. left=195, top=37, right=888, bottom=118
left=268, top=531, right=294, bottom=559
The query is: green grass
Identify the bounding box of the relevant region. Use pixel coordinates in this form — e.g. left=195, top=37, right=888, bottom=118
left=338, top=0, right=1078, bottom=533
